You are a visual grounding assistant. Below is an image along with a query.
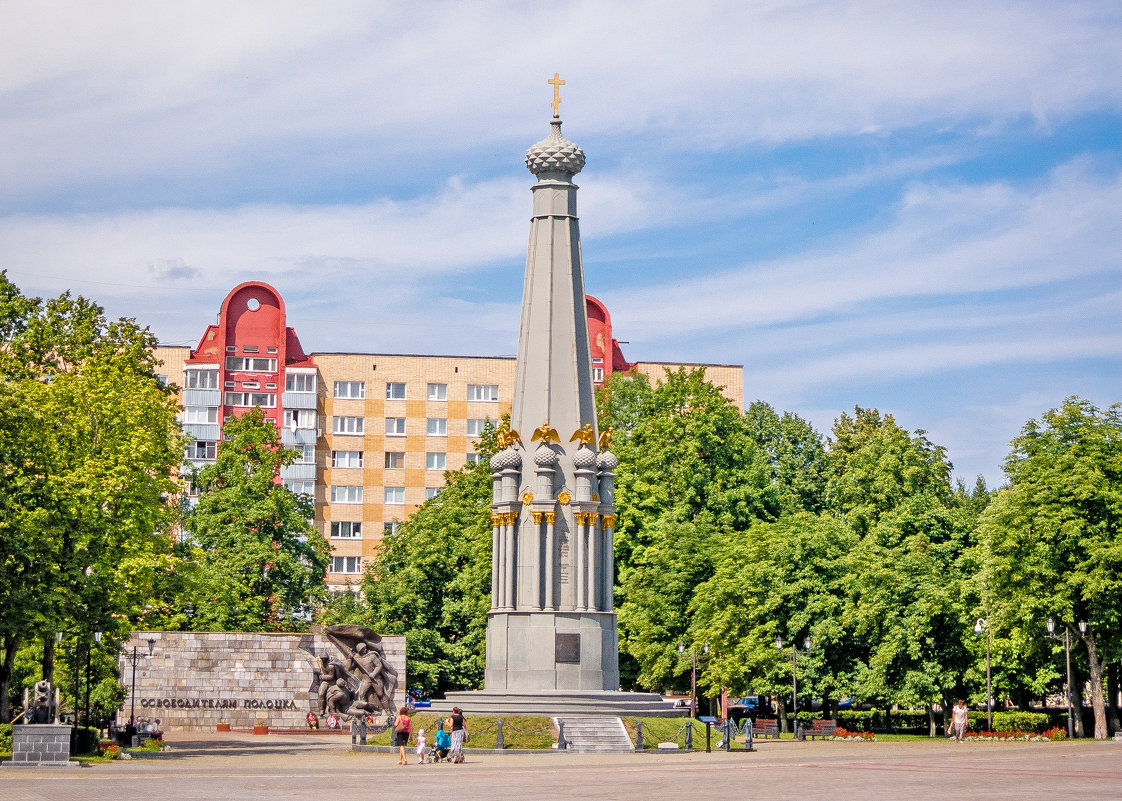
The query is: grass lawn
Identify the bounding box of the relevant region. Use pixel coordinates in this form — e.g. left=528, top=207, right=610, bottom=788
left=358, top=714, right=555, bottom=749
left=621, top=717, right=706, bottom=749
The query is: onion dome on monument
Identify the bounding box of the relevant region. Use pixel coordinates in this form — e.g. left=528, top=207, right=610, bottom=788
left=573, top=445, right=597, bottom=470
left=490, top=447, right=522, bottom=471
left=525, top=119, right=585, bottom=177
left=596, top=449, right=619, bottom=471
left=534, top=445, right=558, bottom=466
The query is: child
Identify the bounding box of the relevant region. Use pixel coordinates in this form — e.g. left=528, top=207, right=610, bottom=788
left=415, top=728, right=427, bottom=764
left=433, top=723, right=451, bottom=762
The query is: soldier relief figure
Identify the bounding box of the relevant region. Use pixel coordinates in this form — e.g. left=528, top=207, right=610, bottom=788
left=309, top=625, right=399, bottom=729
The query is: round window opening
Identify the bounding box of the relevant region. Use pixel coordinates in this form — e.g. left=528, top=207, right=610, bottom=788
left=246, top=297, right=261, bottom=311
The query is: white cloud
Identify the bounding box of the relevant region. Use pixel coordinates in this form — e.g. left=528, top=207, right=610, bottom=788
left=2, top=1, right=1119, bottom=200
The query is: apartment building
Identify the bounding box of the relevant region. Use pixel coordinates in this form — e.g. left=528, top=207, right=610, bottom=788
left=155, top=281, right=743, bottom=588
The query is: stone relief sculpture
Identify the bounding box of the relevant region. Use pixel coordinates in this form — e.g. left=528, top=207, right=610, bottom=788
left=309, top=624, right=398, bottom=725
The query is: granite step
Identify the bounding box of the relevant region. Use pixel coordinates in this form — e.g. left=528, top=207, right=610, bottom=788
left=556, top=716, right=634, bottom=753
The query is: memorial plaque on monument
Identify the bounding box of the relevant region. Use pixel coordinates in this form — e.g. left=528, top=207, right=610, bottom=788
left=555, top=633, right=580, bottom=664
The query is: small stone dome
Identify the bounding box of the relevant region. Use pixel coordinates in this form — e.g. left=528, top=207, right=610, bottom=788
left=525, top=119, right=585, bottom=177
left=490, top=447, right=522, bottom=471
left=534, top=445, right=558, bottom=466
left=573, top=446, right=597, bottom=469
left=596, top=450, right=619, bottom=471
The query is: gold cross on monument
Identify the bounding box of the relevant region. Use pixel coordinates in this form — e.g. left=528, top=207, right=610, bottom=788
left=548, top=72, right=565, bottom=117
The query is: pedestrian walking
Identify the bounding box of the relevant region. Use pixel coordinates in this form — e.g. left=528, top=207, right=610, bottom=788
left=393, top=706, right=412, bottom=765
left=449, top=706, right=468, bottom=763
left=947, top=699, right=969, bottom=742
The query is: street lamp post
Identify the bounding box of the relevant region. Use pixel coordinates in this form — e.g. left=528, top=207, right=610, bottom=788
left=974, top=618, right=992, bottom=732
left=776, top=635, right=812, bottom=736
left=677, top=642, right=709, bottom=719
left=128, top=638, right=156, bottom=728
left=1046, top=618, right=1084, bottom=738
left=85, top=631, right=102, bottom=730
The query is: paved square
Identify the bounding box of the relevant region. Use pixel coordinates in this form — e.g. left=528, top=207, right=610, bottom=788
left=2, top=733, right=1119, bottom=800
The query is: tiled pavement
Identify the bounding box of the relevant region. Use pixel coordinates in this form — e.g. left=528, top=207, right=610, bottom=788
left=1, top=733, right=1119, bottom=800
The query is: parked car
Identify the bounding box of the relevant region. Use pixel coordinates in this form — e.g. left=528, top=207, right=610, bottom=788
left=727, top=696, right=767, bottom=722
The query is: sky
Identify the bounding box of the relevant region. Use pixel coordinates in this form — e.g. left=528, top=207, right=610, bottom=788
left=1, top=1, right=1119, bottom=487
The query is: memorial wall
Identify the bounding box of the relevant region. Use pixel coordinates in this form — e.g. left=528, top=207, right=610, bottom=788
left=117, top=628, right=406, bottom=731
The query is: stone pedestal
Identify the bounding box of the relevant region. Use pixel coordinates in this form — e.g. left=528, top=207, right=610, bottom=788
left=2, top=724, right=77, bottom=768
left=485, top=611, right=618, bottom=691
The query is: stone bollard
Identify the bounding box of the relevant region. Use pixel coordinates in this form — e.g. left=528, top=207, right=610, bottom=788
left=746, top=718, right=754, bottom=752
left=558, top=720, right=567, bottom=750
left=685, top=719, right=693, bottom=751
left=635, top=720, right=643, bottom=750
left=496, top=719, right=504, bottom=750
left=358, top=715, right=367, bottom=745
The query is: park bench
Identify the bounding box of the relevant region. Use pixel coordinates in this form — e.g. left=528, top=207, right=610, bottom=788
left=805, top=720, right=837, bottom=740
left=754, top=718, right=780, bottom=738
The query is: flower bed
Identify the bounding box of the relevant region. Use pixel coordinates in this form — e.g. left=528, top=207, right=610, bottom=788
left=832, top=727, right=875, bottom=741
left=964, top=727, right=1067, bottom=742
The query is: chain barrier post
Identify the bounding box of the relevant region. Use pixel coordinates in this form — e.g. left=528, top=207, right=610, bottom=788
left=496, top=719, right=504, bottom=750
left=745, top=718, right=754, bottom=752
left=350, top=717, right=357, bottom=745
left=558, top=720, right=567, bottom=750
left=359, top=714, right=367, bottom=745
left=635, top=720, right=643, bottom=750
left=724, top=718, right=731, bottom=752
left=684, top=719, right=693, bottom=750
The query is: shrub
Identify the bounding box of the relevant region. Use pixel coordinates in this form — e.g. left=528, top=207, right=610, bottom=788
left=992, top=711, right=1051, bottom=733
left=97, top=740, right=122, bottom=759
left=0, top=723, right=11, bottom=754
left=74, top=725, right=100, bottom=755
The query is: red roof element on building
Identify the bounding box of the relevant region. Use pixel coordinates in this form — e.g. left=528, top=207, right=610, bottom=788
left=586, top=295, right=630, bottom=382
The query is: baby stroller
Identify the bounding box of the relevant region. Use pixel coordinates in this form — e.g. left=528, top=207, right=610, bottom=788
left=429, top=726, right=451, bottom=762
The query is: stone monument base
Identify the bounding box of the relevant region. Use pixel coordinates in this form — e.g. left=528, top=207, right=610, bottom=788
left=2, top=724, right=77, bottom=768
left=484, top=611, right=619, bottom=691
left=434, top=689, right=676, bottom=717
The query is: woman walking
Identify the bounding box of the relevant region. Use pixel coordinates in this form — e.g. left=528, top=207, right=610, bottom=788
left=449, top=706, right=468, bottom=763
left=393, top=706, right=412, bottom=765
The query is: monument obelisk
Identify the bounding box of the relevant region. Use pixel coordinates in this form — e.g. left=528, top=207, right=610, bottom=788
left=484, top=75, right=620, bottom=692
left=443, top=77, right=668, bottom=715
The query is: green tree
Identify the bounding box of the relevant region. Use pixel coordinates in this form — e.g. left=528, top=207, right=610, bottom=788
left=599, top=369, right=777, bottom=692
left=745, top=401, right=828, bottom=514
left=689, top=512, right=857, bottom=728
left=979, top=398, right=1122, bottom=739
left=183, top=408, right=328, bottom=631
left=353, top=428, right=497, bottom=694
left=0, top=274, right=183, bottom=720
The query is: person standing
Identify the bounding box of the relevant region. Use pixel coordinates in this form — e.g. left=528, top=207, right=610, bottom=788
left=393, top=706, right=412, bottom=765
left=449, top=706, right=467, bottom=763
left=415, top=728, right=427, bottom=764
left=948, top=699, right=969, bottom=741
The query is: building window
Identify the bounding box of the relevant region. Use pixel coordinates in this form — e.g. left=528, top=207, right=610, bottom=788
left=384, top=487, right=405, bottom=504
left=266, top=346, right=278, bottom=354
left=284, top=479, right=315, bottom=496
left=242, top=381, right=261, bottom=389
left=224, top=392, right=276, bottom=408
left=465, top=452, right=484, bottom=465
left=466, top=418, right=491, bottom=437
left=334, top=381, right=365, bottom=399
left=592, top=357, right=603, bottom=364
left=294, top=444, right=316, bottom=464
left=331, top=485, right=363, bottom=504
left=425, top=487, right=441, bottom=500
left=385, top=382, right=406, bottom=400
left=265, top=382, right=276, bottom=389
left=284, top=409, right=313, bottom=430
left=186, top=440, right=217, bottom=460
left=243, top=345, right=259, bottom=353
left=285, top=373, right=316, bottom=392
left=330, top=521, right=362, bottom=539
left=467, top=384, right=499, bottom=402
left=384, top=522, right=400, bottom=536
left=224, top=356, right=277, bottom=372
left=592, top=367, right=604, bottom=382
left=185, top=370, right=219, bottom=389
left=330, top=556, right=362, bottom=574
left=426, top=452, right=446, bottom=470
left=427, top=418, right=447, bottom=436
left=183, top=406, right=219, bottom=424
left=385, top=417, right=406, bottom=436
left=333, top=416, right=365, bottom=435
left=332, top=450, right=364, bottom=468
left=427, top=383, right=447, bottom=401
left=384, top=452, right=404, bottom=469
